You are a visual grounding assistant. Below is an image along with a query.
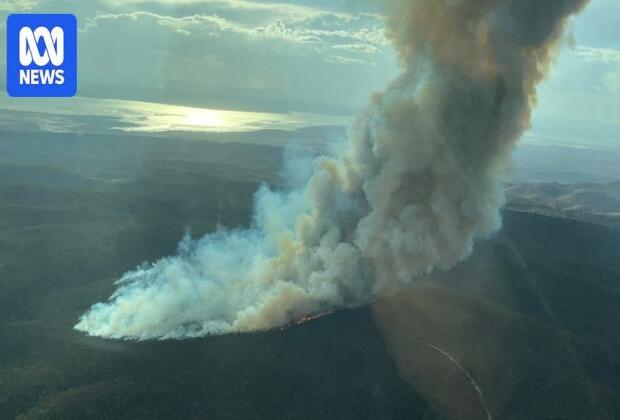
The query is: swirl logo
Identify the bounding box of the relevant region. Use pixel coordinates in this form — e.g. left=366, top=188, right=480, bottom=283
left=19, top=26, right=65, bottom=67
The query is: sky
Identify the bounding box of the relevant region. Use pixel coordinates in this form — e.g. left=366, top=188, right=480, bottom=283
left=0, top=0, right=618, bottom=135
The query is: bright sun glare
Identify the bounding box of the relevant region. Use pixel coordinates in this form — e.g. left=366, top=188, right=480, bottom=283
left=183, top=110, right=226, bottom=128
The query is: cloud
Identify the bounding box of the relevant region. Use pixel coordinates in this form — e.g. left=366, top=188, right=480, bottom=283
left=103, top=0, right=315, bottom=15
left=575, top=46, right=620, bottom=63
left=82, top=11, right=245, bottom=36
left=568, top=46, right=620, bottom=93
left=71, top=2, right=395, bottom=113
left=80, top=9, right=388, bottom=71
left=326, top=55, right=371, bottom=66
left=333, top=43, right=379, bottom=52
left=83, top=9, right=387, bottom=53
left=0, top=0, right=38, bottom=12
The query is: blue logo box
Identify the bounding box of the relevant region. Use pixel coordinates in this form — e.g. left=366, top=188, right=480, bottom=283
left=6, top=14, right=77, bottom=97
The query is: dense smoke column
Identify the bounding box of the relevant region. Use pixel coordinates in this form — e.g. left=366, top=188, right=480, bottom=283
left=350, top=0, right=589, bottom=290
left=76, top=0, right=589, bottom=340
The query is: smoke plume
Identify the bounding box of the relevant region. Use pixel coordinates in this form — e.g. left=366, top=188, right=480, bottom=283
left=76, top=0, right=589, bottom=339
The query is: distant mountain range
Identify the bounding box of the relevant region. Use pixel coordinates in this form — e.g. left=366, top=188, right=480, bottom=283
left=506, top=182, right=620, bottom=228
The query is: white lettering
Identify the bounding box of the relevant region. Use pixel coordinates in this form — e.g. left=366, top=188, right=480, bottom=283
left=17, top=69, right=65, bottom=85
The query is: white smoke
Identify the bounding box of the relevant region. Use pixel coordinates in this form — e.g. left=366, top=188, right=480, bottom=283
left=76, top=0, right=589, bottom=340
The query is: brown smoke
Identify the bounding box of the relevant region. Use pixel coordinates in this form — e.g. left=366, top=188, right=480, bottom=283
left=372, top=1, right=591, bottom=418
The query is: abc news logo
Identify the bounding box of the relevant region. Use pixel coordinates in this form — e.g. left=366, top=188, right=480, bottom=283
left=19, top=26, right=66, bottom=85
left=6, top=14, right=77, bottom=97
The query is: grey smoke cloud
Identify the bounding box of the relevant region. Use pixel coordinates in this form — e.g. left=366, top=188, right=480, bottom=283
left=76, top=0, right=589, bottom=340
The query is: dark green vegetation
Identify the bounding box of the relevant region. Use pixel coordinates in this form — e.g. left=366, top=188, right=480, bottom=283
left=0, top=130, right=618, bottom=419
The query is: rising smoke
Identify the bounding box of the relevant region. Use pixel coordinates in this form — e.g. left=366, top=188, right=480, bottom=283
left=76, top=0, right=589, bottom=340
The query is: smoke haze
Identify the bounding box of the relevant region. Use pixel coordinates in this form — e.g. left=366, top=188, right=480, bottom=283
left=76, top=0, right=589, bottom=340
